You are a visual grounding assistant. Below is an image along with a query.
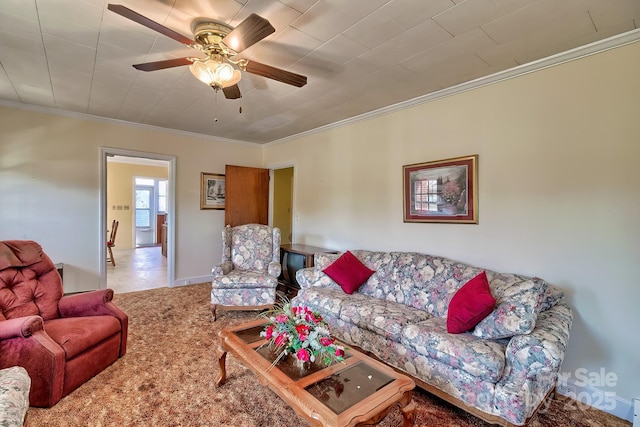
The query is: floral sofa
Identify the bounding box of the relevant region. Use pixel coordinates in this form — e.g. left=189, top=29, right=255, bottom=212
left=0, top=367, right=30, bottom=427
left=291, top=250, right=572, bottom=426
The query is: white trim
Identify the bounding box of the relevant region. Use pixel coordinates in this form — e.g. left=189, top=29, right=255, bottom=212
left=557, top=379, right=635, bottom=422
left=100, top=147, right=177, bottom=288
left=266, top=28, right=640, bottom=147
left=174, top=275, right=212, bottom=287
left=0, top=98, right=253, bottom=147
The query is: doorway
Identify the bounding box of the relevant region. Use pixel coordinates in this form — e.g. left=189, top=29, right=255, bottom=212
left=271, top=166, right=294, bottom=244
left=100, top=148, right=176, bottom=291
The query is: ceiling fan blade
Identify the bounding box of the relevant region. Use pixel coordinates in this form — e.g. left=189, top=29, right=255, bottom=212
left=222, top=14, right=275, bottom=53
left=223, top=85, right=242, bottom=99
left=133, top=57, right=194, bottom=72
left=244, top=60, right=307, bottom=87
left=107, top=4, right=194, bottom=47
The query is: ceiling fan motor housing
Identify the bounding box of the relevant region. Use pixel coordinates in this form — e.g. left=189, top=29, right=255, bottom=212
left=193, top=22, right=237, bottom=56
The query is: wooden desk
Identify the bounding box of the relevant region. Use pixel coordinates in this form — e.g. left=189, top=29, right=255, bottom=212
left=278, top=244, right=337, bottom=298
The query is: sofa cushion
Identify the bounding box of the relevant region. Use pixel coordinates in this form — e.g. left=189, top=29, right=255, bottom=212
left=293, top=287, right=350, bottom=317
left=402, top=317, right=506, bottom=382
left=339, top=294, right=431, bottom=341
left=44, top=316, right=121, bottom=359
left=447, top=271, right=496, bottom=334
left=323, top=251, right=375, bottom=294
left=472, top=274, right=547, bottom=339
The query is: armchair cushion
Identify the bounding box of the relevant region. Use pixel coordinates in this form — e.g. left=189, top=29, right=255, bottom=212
left=213, top=270, right=278, bottom=289
left=45, top=316, right=121, bottom=359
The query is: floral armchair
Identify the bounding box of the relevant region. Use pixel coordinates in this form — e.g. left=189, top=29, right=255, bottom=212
left=210, top=224, right=281, bottom=320
left=0, top=240, right=128, bottom=407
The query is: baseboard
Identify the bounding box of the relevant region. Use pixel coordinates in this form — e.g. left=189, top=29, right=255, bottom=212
left=172, top=275, right=212, bottom=287
left=556, top=377, right=634, bottom=422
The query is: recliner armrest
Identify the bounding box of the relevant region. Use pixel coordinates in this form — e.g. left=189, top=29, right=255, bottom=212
left=0, top=315, right=44, bottom=339
left=58, top=289, right=115, bottom=317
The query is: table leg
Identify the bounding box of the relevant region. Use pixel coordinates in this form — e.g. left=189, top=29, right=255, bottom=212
left=215, top=345, right=227, bottom=386
left=399, top=392, right=416, bottom=427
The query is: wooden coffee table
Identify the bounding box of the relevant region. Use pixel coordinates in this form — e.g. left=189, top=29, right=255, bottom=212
left=216, top=319, right=416, bottom=427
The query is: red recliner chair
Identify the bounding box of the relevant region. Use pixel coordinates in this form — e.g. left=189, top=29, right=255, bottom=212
left=0, top=240, right=128, bottom=407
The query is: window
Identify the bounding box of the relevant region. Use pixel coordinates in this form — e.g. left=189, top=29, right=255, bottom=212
left=158, top=180, right=167, bottom=213
left=414, top=179, right=439, bottom=212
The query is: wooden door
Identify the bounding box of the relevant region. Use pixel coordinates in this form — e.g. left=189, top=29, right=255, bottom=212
left=224, top=165, right=269, bottom=226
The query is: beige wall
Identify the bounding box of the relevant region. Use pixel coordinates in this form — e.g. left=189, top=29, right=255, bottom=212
left=107, top=162, right=168, bottom=249
left=264, top=42, right=640, bottom=410
left=0, top=108, right=262, bottom=292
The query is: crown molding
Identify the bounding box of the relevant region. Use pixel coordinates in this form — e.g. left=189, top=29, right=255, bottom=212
left=267, top=28, right=640, bottom=147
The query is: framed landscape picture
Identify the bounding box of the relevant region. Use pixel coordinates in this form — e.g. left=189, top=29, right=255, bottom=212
left=403, top=155, right=478, bottom=223
left=200, top=172, right=226, bottom=210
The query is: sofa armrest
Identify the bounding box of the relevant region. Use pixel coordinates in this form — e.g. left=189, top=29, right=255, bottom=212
left=268, top=261, right=281, bottom=278
left=212, top=261, right=233, bottom=278
left=0, top=316, right=44, bottom=339
left=296, top=267, right=320, bottom=289
left=58, top=289, right=116, bottom=317
left=503, top=302, right=572, bottom=384
left=296, top=267, right=341, bottom=290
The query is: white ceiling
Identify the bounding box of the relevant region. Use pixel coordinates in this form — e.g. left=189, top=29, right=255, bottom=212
left=0, top=0, right=638, bottom=144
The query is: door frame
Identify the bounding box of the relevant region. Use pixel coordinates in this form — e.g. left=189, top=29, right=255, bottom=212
left=99, top=147, right=176, bottom=288
left=268, top=161, right=296, bottom=242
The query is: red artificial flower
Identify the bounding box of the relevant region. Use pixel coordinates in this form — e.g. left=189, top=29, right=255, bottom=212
left=319, top=337, right=335, bottom=347
left=295, top=324, right=310, bottom=340
left=274, top=333, right=288, bottom=347
left=264, top=324, right=274, bottom=340
left=335, top=348, right=345, bottom=358
left=296, top=348, right=311, bottom=362
left=275, top=314, right=289, bottom=323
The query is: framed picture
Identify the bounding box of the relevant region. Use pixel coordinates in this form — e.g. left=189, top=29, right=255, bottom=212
left=200, top=172, right=226, bottom=210
left=403, top=155, right=478, bottom=223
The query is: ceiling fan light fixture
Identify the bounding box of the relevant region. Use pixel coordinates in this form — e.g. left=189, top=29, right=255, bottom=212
left=189, top=59, right=241, bottom=90
left=222, top=70, right=242, bottom=88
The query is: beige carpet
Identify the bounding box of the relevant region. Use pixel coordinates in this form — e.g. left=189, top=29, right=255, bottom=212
left=24, top=283, right=630, bottom=427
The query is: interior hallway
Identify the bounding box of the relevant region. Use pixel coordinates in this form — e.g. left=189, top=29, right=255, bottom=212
left=107, top=246, right=167, bottom=294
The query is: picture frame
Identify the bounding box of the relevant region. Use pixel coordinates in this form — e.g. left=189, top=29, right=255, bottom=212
left=403, top=155, right=478, bottom=223
left=200, top=172, right=226, bottom=210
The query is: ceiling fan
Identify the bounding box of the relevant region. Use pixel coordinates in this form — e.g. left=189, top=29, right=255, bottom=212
left=107, top=4, right=307, bottom=100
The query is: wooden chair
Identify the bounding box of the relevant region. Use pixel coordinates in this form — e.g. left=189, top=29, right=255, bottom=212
left=107, top=220, right=119, bottom=267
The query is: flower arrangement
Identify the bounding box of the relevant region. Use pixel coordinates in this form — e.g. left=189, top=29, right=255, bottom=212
left=259, top=300, right=346, bottom=367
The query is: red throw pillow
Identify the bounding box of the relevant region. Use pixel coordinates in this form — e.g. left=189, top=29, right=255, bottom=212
left=447, top=271, right=496, bottom=334
left=323, top=251, right=375, bottom=294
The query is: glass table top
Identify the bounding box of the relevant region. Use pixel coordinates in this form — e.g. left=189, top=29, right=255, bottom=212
left=232, top=322, right=394, bottom=414
left=305, top=361, right=394, bottom=414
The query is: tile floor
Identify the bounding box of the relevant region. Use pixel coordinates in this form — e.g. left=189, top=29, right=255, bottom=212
left=106, top=246, right=168, bottom=294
